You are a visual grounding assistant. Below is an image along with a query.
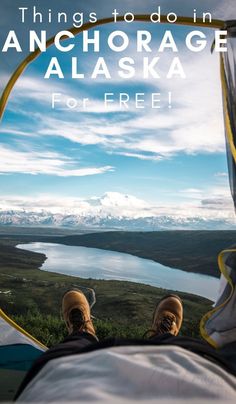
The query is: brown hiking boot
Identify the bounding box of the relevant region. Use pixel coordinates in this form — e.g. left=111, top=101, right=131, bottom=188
left=148, top=294, right=183, bottom=337
left=62, top=290, right=96, bottom=337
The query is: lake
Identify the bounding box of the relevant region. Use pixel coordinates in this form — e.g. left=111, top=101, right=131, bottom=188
left=17, top=242, right=220, bottom=301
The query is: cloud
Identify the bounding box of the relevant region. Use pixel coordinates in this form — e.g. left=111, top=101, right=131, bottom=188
left=109, top=151, right=164, bottom=161
left=0, top=192, right=150, bottom=217
left=2, top=38, right=225, bottom=161
left=178, top=184, right=234, bottom=216
left=179, top=188, right=204, bottom=199
left=0, top=9, right=228, bottom=201
left=0, top=186, right=234, bottom=222
left=1, top=0, right=235, bottom=95
left=0, top=145, right=114, bottom=177
left=215, top=172, right=228, bottom=177
left=0, top=128, right=33, bottom=137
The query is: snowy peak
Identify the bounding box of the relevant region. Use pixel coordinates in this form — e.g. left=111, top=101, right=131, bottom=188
left=0, top=192, right=235, bottom=230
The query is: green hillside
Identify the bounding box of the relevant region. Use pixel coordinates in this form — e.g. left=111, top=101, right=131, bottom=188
left=52, top=230, right=236, bottom=277
left=0, top=231, right=217, bottom=345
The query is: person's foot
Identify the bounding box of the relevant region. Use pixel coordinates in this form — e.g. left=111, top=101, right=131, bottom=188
left=148, top=294, right=183, bottom=337
left=62, top=290, right=96, bottom=337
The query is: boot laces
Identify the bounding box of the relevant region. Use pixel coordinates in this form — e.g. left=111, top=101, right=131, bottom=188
left=69, top=308, right=87, bottom=333
left=157, top=313, right=176, bottom=335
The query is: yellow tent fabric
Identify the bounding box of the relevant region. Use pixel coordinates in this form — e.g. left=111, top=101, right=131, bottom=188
left=0, top=15, right=224, bottom=119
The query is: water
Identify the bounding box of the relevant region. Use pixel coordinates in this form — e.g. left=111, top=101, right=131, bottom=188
left=17, top=242, right=220, bottom=301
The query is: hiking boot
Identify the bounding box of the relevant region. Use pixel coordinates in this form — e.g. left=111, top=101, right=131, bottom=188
left=62, top=290, right=96, bottom=337
left=149, top=294, right=183, bottom=337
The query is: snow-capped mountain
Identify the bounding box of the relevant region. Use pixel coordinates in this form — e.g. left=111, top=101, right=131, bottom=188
left=0, top=191, right=236, bottom=230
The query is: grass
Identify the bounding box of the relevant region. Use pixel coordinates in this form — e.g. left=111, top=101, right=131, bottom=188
left=0, top=233, right=215, bottom=346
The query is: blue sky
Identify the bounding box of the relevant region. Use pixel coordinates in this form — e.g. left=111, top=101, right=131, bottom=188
left=0, top=2, right=235, bottom=224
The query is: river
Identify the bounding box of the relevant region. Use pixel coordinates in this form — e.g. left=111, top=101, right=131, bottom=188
left=17, top=242, right=220, bottom=301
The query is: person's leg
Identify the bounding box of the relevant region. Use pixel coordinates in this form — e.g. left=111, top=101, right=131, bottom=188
left=15, top=291, right=236, bottom=400
left=62, top=293, right=236, bottom=377
left=145, top=294, right=236, bottom=376
left=15, top=290, right=98, bottom=399
left=216, top=341, right=236, bottom=373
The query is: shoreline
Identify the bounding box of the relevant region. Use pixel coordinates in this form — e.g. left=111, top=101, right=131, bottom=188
left=0, top=234, right=214, bottom=343
left=16, top=242, right=218, bottom=301
left=1, top=229, right=234, bottom=279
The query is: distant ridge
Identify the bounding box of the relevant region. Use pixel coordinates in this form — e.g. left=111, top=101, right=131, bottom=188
left=51, top=230, right=236, bottom=278
left=0, top=209, right=236, bottom=231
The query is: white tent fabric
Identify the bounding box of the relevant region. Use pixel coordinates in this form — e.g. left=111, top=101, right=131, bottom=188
left=200, top=249, right=236, bottom=347
left=0, top=310, right=45, bottom=348
left=0, top=309, right=46, bottom=401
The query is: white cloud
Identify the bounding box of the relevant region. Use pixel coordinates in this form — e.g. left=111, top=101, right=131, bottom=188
left=215, top=172, right=228, bottom=177
left=180, top=184, right=232, bottom=200
left=178, top=185, right=234, bottom=218
left=1, top=0, right=235, bottom=95
left=3, top=42, right=225, bottom=161
left=0, top=128, right=33, bottom=137
left=0, top=187, right=234, bottom=222
left=109, top=151, right=164, bottom=161
left=0, top=145, right=114, bottom=177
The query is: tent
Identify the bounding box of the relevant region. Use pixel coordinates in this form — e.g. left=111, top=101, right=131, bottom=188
left=0, top=309, right=46, bottom=401
left=199, top=20, right=236, bottom=348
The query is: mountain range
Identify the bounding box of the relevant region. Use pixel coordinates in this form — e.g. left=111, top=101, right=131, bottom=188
left=0, top=192, right=235, bottom=230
